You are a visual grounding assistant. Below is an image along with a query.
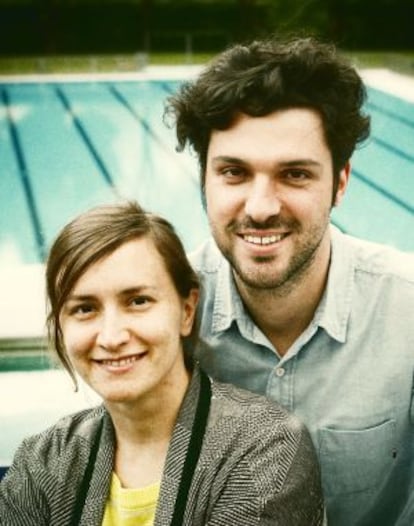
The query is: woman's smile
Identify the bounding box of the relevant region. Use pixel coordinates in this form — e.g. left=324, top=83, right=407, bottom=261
left=94, top=352, right=148, bottom=372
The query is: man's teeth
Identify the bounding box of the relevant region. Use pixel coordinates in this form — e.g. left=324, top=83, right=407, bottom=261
left=243, top=234, right=283, bottom=245
left=102, top=356, right=140, bottom=367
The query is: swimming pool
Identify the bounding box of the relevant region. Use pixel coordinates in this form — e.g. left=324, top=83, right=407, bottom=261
left=0, top=71, right=413, bottom=473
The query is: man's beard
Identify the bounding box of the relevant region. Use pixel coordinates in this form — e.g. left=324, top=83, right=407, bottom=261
left=215, top=216, right=329, bottom=296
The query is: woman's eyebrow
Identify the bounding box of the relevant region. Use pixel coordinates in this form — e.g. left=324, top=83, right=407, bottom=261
left=65, top=294, right=96, bottom=302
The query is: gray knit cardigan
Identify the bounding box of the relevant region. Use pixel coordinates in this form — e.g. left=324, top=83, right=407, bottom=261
left=0, top=368, right=324, bottom=525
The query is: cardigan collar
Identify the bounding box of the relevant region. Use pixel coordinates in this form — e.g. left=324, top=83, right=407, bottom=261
left=78, top=368, right=204, bottom=525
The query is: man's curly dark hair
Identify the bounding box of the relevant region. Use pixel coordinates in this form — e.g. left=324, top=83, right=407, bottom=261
left=165, top=36, right=370, bottom=198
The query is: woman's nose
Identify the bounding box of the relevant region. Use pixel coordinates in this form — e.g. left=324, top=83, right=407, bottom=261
left=244, top=176, right=281, bottom=223
left=96, top=312, right=130, bottom=350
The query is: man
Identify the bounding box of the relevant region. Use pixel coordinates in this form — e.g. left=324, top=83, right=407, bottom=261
left=166, top=36, right=414, bottom=525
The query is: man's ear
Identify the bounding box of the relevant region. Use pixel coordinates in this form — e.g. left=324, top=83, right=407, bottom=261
left=334, top=161, right=351, bottom=207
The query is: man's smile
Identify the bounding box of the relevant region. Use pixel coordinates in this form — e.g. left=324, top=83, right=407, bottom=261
left=240, top=233, right=288, bottom=245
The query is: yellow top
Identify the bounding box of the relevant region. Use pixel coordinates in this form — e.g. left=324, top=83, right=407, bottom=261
left=102, top=473, right=160, bottom=526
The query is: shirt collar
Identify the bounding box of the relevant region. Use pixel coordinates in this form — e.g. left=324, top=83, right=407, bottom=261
left=210, top=225, right=355, bottom=344
left=312, top=225, right=355, bottom=343
left=211, top=255, right=245, bottom=333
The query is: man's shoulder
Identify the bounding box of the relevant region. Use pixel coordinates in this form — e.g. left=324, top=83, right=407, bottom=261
left=333, top=228, right=414, bottom=284
left=189, top=237, right=225, bottom=274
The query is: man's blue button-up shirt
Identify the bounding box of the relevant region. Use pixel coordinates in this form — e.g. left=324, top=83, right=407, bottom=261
left=191, top=226, right=414, bottom=526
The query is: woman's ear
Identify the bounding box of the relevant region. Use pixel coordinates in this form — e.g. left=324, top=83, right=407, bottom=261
left=180, top=288, right=199, bottom=337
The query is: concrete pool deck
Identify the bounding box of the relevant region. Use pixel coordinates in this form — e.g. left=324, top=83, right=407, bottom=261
left=360, top=68, right=414, bottom=103
left=1, top=65, right=414, bottom=104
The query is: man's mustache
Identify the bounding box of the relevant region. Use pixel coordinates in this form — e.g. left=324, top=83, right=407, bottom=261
left=228, top=217, right=299, bottom=231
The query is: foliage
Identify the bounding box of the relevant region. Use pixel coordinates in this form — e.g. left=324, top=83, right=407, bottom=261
left=0, top=0, right=412, bottom=55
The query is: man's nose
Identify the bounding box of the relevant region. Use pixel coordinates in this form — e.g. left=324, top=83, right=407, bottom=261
left=244, top=176, right=281, bottom=223
left=96, top=311, right=130, bottom=350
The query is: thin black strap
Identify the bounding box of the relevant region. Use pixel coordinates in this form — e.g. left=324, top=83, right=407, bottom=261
left=170, top=369, right=212, bottom=526
left=72, top=418, right=103, bottom=526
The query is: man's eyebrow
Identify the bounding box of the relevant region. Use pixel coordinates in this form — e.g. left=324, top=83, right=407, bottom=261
left=211, top=155, right=247, bottom=165
left=211, top=156, right=322, bottom=167
left=279, top=158, right=322, bottom=167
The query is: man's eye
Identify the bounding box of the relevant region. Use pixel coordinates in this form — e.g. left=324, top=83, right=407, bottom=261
left=219, top=166, right=248, bottom=182
left=222, top=167, right=244, bottom=176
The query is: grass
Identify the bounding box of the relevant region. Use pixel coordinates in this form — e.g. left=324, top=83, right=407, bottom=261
left=0, top=51, right=413, bottom=76
left=343, top=51, right=414, bottom=75
left=0, top=52, right=216, bottom=75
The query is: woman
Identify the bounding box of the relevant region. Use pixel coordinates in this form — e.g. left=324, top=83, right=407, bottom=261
left=0, top=202, right=324, bottom=525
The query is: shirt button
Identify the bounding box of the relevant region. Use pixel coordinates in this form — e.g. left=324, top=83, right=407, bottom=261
left=275, top=367, right=285, bottom=377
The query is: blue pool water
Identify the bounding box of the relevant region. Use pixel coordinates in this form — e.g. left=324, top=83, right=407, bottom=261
left=332, top=86, right=414, bottom=250
left=0, top=78, right=209, bottom=266
left=0, top=75, right=413, bottom=473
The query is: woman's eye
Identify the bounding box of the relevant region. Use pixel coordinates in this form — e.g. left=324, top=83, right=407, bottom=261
left=130, top=296, right=152, bottom=307
left=285, top=170, right=309, bottom=181
left=69, top=304, right=94, bottom=318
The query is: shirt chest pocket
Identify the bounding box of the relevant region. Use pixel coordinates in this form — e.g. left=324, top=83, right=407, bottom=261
left=318, top=419, right=396, bottom=496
